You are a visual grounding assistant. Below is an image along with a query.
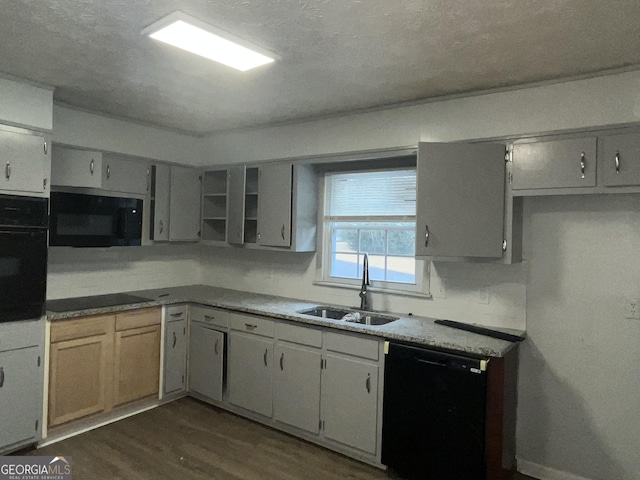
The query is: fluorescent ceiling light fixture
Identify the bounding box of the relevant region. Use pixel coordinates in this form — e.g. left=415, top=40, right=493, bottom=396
left=142, top=12, right=278, bottom=72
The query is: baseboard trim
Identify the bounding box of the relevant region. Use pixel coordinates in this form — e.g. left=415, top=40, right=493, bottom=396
left=518, top=459, right=593, bottom=480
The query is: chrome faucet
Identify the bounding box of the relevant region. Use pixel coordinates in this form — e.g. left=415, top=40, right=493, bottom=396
left=359, top=253, right=370, bottom=310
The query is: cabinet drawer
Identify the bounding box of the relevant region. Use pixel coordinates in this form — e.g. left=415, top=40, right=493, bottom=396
left=276, top=322, right=322, bottom=348
left=324, top=332, right=379, bottom=361
left=512, top=137, right=596, bottom=190
left=189, top=305, right=231, bottom=329
left=166, top=305, right=187, bottom=323
left=115, top=308, right=161, bottom=331
left=0, top=319, right=44, bottom=352
left=229, top=314, right=275, bottom=338
left=51, top=315, right=113, bottom=343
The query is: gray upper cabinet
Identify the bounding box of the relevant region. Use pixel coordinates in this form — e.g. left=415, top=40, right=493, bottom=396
left=102, top=155, right=150, bottom=195
left=227, top=165, right=247, bottom=245
left=601, top=133, right=640, bottom=187
left=511, top=137, right=597, bottom=190
left=415, top=142, right=506, bottom=259
left=52, top=146, right=150, bottom=195
left=150, top=164, right=171, bottom=241
left=0, top=128, right=49, bottom=196
left=257, top=163, right=293, bottom=247
left=169, top=166, right=201, bottom=242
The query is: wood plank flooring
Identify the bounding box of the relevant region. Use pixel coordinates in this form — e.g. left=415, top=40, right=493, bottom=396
left=27, top=397, right=536, bottom=480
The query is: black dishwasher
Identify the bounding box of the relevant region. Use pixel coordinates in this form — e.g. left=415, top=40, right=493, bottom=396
left=382, top=342, right=488, bottom=480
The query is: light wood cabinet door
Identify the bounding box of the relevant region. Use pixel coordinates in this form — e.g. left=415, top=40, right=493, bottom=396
left=257, top=163, right=292, bottom=247
left=228, top=331, right=273, bottom=417
left=113, top=325, right=160, bottom=407
left=321, top=354, right=379, bottom=454
left=415, top=142, right=506, bottom=259
left=0, top=347, right=42, bottom=448
left=273, top=343, right=321, bottom=434
left=48, top=333, right=110, bottom=427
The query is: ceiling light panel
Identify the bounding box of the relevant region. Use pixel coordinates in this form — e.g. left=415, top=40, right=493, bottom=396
left=142, top=12, right=278, bottom=72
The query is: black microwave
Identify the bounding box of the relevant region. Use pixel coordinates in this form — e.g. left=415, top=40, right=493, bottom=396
left=50, top=192, right=143, bottom=247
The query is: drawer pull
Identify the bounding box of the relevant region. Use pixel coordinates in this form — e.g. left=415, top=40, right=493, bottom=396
left=169, top=312, right=183, bottom=317
left=204, top=315, right=215, bottom=321
left=615, top=151, right=620, bottom=175
left=245, top=323, right=257, bottom=331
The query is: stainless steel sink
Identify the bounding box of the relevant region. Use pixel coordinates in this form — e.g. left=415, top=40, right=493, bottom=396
left=297, top=306, right=399, bottom=326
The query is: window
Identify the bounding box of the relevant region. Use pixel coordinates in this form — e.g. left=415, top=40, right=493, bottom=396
left=321, top=168, right=427, bottom=294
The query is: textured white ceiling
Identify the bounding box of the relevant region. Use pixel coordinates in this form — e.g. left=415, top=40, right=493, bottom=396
left=2, top=0, right=640, bottom=134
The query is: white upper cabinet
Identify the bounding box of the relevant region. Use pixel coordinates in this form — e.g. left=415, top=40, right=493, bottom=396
left=102, top=155, right=150, bottom=195
left=257, top=163, right=293, bottom=247
left=415, top=142, right=506, bottom=259
left=0, top=127, right=49, bottom=196
left=169, top=166, right=201, bottom=242
left=150, top=164, right=171, bottom=241
left=601, top=133, right=640, bottom=187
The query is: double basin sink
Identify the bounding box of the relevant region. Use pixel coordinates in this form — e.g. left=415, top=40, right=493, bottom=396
left=297, top=306, right=399, bottom=326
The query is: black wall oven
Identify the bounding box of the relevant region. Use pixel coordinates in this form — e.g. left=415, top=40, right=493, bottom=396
left=49, top=192, right=143, bottom=247
left=0, top=195, right=48, bottom=322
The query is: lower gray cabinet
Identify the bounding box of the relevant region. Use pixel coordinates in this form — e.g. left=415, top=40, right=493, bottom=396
left=273, top=343, right=321, bottom=434
left=227, top=331, right=273, bottom=417
left=188, top=323, right=225, bottom=402
left=163, top=319, right=187, bottom=395
left=321, top=354, right=379, bottom=454
left=0, top=346, right=42, bottom=451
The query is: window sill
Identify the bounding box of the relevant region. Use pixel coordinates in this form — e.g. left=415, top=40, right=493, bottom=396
left=312, top=280, right=433, bottom=299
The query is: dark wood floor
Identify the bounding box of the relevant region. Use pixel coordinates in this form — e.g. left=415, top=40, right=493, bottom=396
left=28, top=398, right=536, bottom=480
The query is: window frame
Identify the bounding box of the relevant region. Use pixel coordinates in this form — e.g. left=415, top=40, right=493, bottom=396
left=317, top=167, right=430, bottom=296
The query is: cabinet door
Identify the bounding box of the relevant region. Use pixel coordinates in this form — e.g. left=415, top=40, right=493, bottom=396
left=102, top=156, right=150, bottom=195
left=512, top=137, right=596, bottom=189
left=49, top=334, right=110, bottom=427
left=601, top=133, right=640, bottom=186
left=321, top=354, right=378, bottom=454
left=227, top=165, right=246, bottom=245
left=257, top=163, right=292, bottom=247
left=188, top=324, right=225, bottom=402
left=170, top=166, right=201, bottom=241
left=0, top=347, right=42, bottom=449
left=113, top=325, right=160, bottom=407
left=51, top=146, right=102, bottom=189
left=164, top=320, right=187, bottom=395
left=228, top=331, right=273, bottom=417
left=151, top=164, right=171, bottom=241
left=273, top=343, right=321, bottom=434
left=416, top=142, right=505, bottom=259
left=0, top=129, right=47, bottom=194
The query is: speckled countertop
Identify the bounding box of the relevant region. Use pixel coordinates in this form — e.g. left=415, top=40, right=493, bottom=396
left=47, top=285, right=522, bottom=358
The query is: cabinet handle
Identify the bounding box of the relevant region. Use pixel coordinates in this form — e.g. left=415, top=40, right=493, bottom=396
left=169, top=312, right=182, bottom=317
left=43, top=141, right=48, bottom=155
left=172, top=331, right=177, bottom=348
left=280, top=352, right=284, bottom=371
left=204, top=314, right=215, bottom=322
left=214, top=339, right=219, bottom=355
left=90, top=159, right=95, bottom=175
left=263, top=349, right=268, bottom=366
left=580, top=152, right=586, bottom=179
left=5, top=161, right=10, bottom=181
left=0, top=366, right=4, bottom=388
left=107, top=164, right=111, bottom=179
left=424, top=225, right=429, bottom=247
left=615, top=151, right=620, bottom=175
left=281, top=224, right=285, bottom=240
left=245, top=323, right=257, bottom=331
left=365, top=373, right=371, bottom=394
left=159, top=220, right=164, bottom=234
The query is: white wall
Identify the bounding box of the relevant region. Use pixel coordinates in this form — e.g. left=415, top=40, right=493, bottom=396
left=202, top=70, right=640, bottom=164
left=52, top=105, right=207, bottom=165
left=0, top=76, right=53, bottom=131
left=518, top=195, right=640, bottom=480
left=47, top=245, right=202, bottom=300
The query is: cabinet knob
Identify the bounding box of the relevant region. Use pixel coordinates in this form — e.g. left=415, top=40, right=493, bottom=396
left=580, top=152, right=586, bottom=179
left=615, top=151, right=620, bottom=175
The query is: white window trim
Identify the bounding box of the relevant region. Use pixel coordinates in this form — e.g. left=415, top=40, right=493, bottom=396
left=315, top=169, right=431, bottom=297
